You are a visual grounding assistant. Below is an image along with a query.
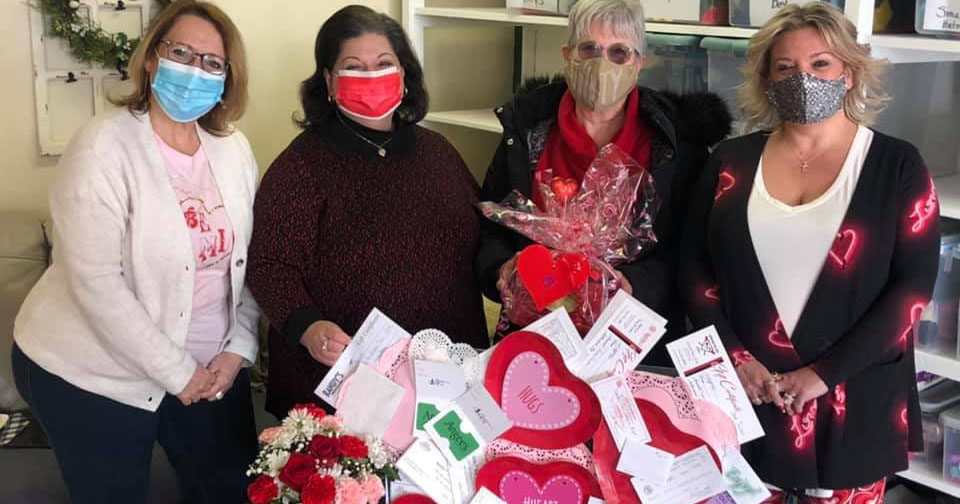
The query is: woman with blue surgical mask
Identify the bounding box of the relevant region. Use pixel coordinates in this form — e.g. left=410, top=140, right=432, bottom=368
left=11, top=2, right=259, bottom=503
left=681, top=4, right=938, bottom=501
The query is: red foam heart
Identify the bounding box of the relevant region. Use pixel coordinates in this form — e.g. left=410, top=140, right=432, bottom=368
left=485, top=331, right=602, bottom=449
left=594, top=398, right=721, bottom=504
left=476, top=456, right=601, bottom=504
left=828, top=228, right=857, bottom=270
left=391, top=495, right=436, bottom=504
left=517, top=245, right=590, bottom=311
left=550, top=177, right=580, bottom=203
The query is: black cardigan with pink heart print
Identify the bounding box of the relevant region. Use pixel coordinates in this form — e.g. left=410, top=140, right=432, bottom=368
left=680, top=129, right=940, bottom=490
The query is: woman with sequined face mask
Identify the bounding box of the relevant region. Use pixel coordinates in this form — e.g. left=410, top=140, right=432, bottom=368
left=11, top=1, right=260, bottom=502
left=476, top=0, right=732, bottom=363
left=681, top=3, right=938, bottom=501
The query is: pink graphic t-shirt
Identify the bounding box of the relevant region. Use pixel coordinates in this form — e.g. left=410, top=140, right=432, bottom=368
left=156, top=133, right=234, bottom=366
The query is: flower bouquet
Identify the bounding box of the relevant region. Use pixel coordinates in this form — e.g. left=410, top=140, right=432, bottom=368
left=246, top=403, right=398, bottom=504
left=478, top=144, right=660, bottom=334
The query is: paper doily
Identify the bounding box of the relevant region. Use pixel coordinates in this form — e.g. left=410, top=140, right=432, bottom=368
left=485, top=439, right=595, bottom=473
left=407, top=329, right=479, bottom=365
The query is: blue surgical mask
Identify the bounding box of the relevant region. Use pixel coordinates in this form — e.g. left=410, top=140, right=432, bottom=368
left=151, top=57, right=225, bottom=123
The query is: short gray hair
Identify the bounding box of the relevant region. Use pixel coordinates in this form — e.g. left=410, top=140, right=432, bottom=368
left=567, top=0, right=647, bottom=55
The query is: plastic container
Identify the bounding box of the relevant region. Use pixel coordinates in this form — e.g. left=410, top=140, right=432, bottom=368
left=915, top=222, right=960, bottom=354
left=914, top=379, right=960, bottom=469
left=505, top=0, right=579, bottom=15
left=729, top=0, right=845, bottom=28
left=701, top=37, right=749, bottom=137
left=642, top=0, right=729, bottom=25
left=942, top=404, right=960, bottom=483
left=637, top=34, right=707, bottom=95
left=916, top=0, right=960, bottom=38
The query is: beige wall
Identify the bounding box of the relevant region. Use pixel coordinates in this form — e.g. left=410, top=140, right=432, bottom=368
left=0, top=0, right=515, bottom=215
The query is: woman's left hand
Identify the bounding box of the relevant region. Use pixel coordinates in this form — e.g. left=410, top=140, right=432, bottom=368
left=777, top=366, right=829, bottom=416
left=203, top=352, right=246, bottom=402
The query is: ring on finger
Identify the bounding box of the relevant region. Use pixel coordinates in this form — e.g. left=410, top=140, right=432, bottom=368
left=771, top=372, right=782, bottom=382
left=751, top=396, right=762, bottom=405
left=321, top=338, right=329, bottom=352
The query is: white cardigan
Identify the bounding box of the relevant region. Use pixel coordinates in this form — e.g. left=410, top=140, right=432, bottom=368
left=14, top=109, right=260, bottom=412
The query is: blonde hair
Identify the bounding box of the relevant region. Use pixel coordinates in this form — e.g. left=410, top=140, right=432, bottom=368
left=738, top=2, right=888, bottom=130
left=111, top=0, right=247, bottom=136
left=567, top=0, right=646, bottom=56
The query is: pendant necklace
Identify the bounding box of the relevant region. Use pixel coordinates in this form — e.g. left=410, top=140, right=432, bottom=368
left=336, top=112, right=392, bottom=158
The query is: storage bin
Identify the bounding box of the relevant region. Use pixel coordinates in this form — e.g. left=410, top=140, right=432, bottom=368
left=637, top=34, right=707, bottom=94
left=701, top=37, right=749, bottom=136
left=914, top=380, right=960, bottom=469
left=505, top=0, right=579, bottom=15
left=915, top=222, right=960, bottom=354
left=916, top=0, right=960, bottom=37
left=729, top=0, right=844, bottom=28
left=943, top=405, right=960, bottom=483
left=642, top=0, right=729, bottom=25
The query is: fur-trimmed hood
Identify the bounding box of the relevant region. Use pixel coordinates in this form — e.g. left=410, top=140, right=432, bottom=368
left=505, top=75, right=732, bottom=148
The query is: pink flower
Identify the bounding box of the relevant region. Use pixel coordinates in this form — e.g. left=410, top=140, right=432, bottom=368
left=258, top=426, right=284, bottom=444
left=360, top=475, right=384, bottom=504
left=335, top=477, right=365, bottom=504
left=318, top=415, right=344, bottom=431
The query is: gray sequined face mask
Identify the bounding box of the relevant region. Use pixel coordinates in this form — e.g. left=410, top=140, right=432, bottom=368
left=766, top=72, right=848, bottom=124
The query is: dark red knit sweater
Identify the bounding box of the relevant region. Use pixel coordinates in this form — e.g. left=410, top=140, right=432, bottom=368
left=247, top=112, right=487, bottom=418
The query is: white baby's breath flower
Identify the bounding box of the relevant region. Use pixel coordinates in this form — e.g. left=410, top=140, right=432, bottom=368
left=68, top=1, right=80, bottom=9
left=272, top=428, right=297, bottom=450
left=364, top=435, right=389, bottom=469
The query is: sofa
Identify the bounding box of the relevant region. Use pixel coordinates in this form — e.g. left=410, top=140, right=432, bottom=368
left=0, top=212, right=48, bottom=412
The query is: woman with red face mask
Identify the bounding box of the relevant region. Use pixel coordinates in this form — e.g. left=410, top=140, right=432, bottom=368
left=246, top=5, right=486, bottom=419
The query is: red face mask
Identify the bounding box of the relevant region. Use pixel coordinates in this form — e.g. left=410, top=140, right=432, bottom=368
left=334, top=67, right=403, bottom=121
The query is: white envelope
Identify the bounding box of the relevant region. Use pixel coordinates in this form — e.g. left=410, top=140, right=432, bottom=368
left=336, top=364, right=404, bottom=438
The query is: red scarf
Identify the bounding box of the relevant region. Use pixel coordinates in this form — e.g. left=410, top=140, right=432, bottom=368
left=533, top=88, right=652, bottom=209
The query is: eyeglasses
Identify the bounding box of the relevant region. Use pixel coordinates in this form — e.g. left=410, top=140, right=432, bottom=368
left=575, top=41, right=639, bottom=65
left=157, top=39, right=228, bottom=75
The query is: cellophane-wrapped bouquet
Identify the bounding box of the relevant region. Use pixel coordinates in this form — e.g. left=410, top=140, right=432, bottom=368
left=479, top=144, right=659, bottom=334
left=245, top=404, right=398, bottom=504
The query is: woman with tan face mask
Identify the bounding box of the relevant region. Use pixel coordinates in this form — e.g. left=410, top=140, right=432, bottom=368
left=476, top=0, right=732, bottom=363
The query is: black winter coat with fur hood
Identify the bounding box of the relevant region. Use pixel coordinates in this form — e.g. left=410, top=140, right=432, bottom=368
left=476, top=77, right=732, bottom=364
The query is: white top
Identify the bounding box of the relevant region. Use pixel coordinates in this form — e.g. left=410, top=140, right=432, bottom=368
left=14, top=109, right=260, bottom=412
left=748, top=125, right=873, bottom=338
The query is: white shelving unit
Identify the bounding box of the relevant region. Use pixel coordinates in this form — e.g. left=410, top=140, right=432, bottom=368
left=403, top=2, right=960, bottom=495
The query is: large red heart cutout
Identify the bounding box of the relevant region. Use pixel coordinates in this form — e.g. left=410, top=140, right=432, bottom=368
left=485, top=331, right=601, bottom=449
left=594, top=398, right=722, bottom=504
left=391, top=495, right=436, bottom=504
left=517, top=245, right=590, bottom=311
left=476, top=456, right=601, bottom=504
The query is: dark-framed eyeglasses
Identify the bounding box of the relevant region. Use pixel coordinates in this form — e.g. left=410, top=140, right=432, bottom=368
left=575, top=41, right=639, bottom=65
left=157, top=39, right=228, bottom=75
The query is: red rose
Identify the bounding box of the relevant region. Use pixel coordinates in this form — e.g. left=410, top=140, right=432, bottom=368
left=247, top=475, right=278, bottom=504
left=301, top=473, right=337, bottom=504
left=308, top=434, right=341, bottom=467
left=339, top=435, right=368, bottom=459
left=278, top=452, right=316, bottom=492
left=292, top=402, right=327, bottom=420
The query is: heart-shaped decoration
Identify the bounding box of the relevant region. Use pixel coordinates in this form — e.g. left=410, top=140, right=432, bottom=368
left=828, top=228, right=857, bottom=270
left=704, top=286, right=720, bottom=301
left=485, top=331, right=601, bottom=449
left=767, top=319, right=793, bottom=350
left=550, top=177, right=580, bottom=203
left=391, top=495, right=437, bottom=504
left=714, top=170, right=736, bottom=201
left=518, top=245, right=591, bottom=311
left=476, top=456, right=601, bottom=504
left=408, top=329, right=479, bottom=366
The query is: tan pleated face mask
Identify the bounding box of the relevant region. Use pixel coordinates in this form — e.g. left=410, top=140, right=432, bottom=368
left=563, top=57, right=639, bottom=112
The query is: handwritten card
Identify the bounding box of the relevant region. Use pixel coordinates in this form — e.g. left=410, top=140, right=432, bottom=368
left=315, top=308, right=410, bottom=406
left=666, top=326, right=764, bottom=443
left=590, top=374, right=651, bottom=449
left=578, top=290, right=668, bottom=382
left=336, top=364, right=404, bottom=438
left=414, top=360, right=467, bottom=434
left=424, top=386, right=512, bottom=464
left=923, top=0, right=960, bottom=32
left=617, top=438, right=675, bottom=484
left=522, top=309, right=588, bottom=373
left=720, top=449, right=771, bottom=504
left=470, top=487, right=508, bottom=504
left=630, top=446, right=724, bottom=504
left=397, top=438, right=456, bottom=504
